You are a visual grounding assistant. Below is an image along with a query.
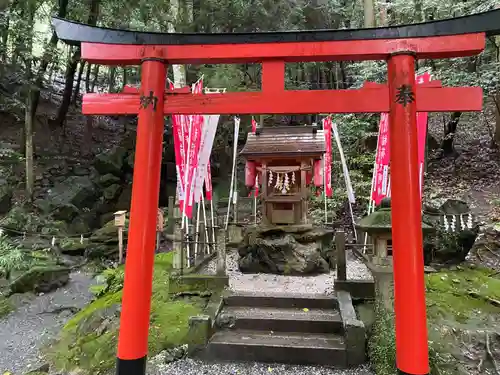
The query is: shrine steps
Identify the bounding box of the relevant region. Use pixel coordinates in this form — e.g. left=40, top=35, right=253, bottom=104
left=198, top=291, right=366, bottom=367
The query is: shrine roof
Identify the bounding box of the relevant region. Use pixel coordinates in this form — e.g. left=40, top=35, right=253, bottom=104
left=240, top=126, right=326, bottom=157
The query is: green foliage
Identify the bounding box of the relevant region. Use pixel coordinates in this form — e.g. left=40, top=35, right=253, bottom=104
left=0, top=296, right=13, bottom=318
left=89, top=266, right=125, bottom=298
left=369, top=302, right=455, bottom=375
left=46, top=252, right=204, bottom=375
left=368, top=303, right=396, bottom=375
left=0, top=206, right=69, bottom=235
left=0, top=233, right=32, bottom=278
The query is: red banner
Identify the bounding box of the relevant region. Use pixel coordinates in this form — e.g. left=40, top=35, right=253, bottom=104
left=170, top=78, right=205, bottom=218
left=251, top=118, right=257, bottom=133
left=371, top=72, right=431, bottom=204
left=184, top=79, right=204, bottom=218
left=204, top=163, right=213, bottom=201
left=170, top=81, right=187, bottom=211
left=323, top=117, right=333, bottom=197
left=372, top=113, right=390, bottom=204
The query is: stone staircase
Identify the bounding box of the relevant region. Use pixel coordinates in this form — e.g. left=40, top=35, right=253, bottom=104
left=201, top=290, right=366, bottom=367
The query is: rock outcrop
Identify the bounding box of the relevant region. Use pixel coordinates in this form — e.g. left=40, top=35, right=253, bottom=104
left=238, top=224, right=333, bottom=275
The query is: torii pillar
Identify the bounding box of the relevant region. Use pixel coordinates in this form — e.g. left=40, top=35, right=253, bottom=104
left=116, top=56, right=166, bottom=374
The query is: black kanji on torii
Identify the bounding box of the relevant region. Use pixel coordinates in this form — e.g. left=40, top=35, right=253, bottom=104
left=139, top=90, right=158, bottom=111
left=395, top=84, right=415, bottom=107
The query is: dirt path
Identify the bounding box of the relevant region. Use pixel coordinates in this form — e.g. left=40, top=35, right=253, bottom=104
left=0, top=271, right=96, bottom=375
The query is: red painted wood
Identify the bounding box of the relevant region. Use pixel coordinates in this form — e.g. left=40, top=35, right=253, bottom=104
left=363, top=80, right=442, bottom=88
left=81, top=33, right=485, bottom=65
left=116, top=60, right=166, bottom=361
left=388, top=54, right=429, bottom=374
left=82, top=86, right=482, bottom=115
left=262, top=61, right=285, bottom=92
left=122, top=85, right=139, bottom=94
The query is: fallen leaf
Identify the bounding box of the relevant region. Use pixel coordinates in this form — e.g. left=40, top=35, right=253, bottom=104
left=303, top=308, right=309, bottom=312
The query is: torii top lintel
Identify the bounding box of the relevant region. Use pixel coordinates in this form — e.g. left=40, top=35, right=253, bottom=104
left=51, top=10, right=500, bottom=65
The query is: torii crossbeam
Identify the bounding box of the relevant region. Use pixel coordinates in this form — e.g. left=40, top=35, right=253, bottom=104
left=52, top=9, right=500, bottom=375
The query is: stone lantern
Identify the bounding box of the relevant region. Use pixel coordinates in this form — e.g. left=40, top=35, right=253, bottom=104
left=356, top=198, right=433, bottom=311
left=356, top=198, right=433, bottom=265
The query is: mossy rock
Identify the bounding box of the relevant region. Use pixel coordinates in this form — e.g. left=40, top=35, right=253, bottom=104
left=60, top=238, right=89, bottom=256
left=94, top=146, right=127, bottom=176
left=51, top=203, right=80, bottom=222
left=99, top=174, right=121, bottom=187
left=45, top=252, right=206, bottom=375
left=90, top=220, right=121, bottom=244
left=103, top=184, right=122, bottom=201
left=0, top=184, right=13, bottom=214
left=9, top=266, right=70, bottom=294
left=0, top=296, right=13, bottom=318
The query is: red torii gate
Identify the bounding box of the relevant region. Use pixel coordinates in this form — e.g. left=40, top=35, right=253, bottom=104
left=52, top=16, right=490, bottom=375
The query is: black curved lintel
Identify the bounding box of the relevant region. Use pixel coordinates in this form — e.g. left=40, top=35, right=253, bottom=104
left=52, top=9, right=500, bottom=46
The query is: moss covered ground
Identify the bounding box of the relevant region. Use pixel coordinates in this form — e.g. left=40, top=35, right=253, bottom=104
left=0, top=296, right=13, bottom=318
left=44, top=252, right=207, bottom=375
left=369, top=264, right=500, bottom=375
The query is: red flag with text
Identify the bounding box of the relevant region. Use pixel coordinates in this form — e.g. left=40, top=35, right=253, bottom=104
left=323, top=117, right=333, bottom=197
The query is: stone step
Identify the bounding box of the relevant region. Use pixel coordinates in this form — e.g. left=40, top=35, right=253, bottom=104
left=224, top=290, right=338, bottom=309
left=206, top=329, right=347, bottom=367
left=218, top=305, right=343, bottom=334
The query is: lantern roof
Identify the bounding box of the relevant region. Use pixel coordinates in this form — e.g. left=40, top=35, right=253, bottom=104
left=356, top=198, right=433, bottom=235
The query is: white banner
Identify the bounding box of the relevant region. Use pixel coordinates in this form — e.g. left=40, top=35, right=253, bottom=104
left=193, top=115, right=221, bottom=203
left=332, top=122, right=356, bottom=204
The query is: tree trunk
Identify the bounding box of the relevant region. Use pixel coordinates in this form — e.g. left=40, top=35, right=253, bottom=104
left=54, top=47, right=80, bottom=127
left=494, top=93, right=500, bottom=147
left=25, top=88, right=34, bottom=201
left=122, top=67, right=128, bottom=90
left=23, top=0, right=36, bottom=200
left=29, top=0, right=70, bottom=133
left=91, top=65, right=100, bottom=92
left=108, top=67, right=117, bottom=92
left=364, top=0, right=375, bottom=27
left=54, top=0, right=100, bottom=127
left=72, top=61, right=85, bottom=105
left=440, top=112, right=462, bottom=155
left=85, top=63, right=92, bottom=92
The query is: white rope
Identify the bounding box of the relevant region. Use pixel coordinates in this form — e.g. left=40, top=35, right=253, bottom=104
left=210, top=200, right=216, bottom=251
left=194, top=202, right=201, bottom=260
left=225, top=116, right=240, bottom=230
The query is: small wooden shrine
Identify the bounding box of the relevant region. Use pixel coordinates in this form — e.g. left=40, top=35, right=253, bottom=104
left=241, top=125, right=325, bottom=225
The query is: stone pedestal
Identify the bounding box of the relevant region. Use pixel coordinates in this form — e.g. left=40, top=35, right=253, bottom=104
left=367, top=262, right=394, bottom=312
left=216, top=228, right=227, bottom=276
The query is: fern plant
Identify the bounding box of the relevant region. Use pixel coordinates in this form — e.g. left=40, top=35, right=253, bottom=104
left=0, top=234, right=32, bottom=279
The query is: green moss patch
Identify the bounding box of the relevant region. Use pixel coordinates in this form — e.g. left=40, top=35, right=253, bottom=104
left=368, top=264, right=500, bottom=375
left=0, top=296, right=13, bottom=318
left=426, top=264, right=500, bottom=323
left=45, top=252, right=210, bottom=375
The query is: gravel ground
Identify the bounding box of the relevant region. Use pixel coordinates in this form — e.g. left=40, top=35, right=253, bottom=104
left=202, top=248, right=372, bottom=295
left=0, top=271, right=96, bottom=375
left=154, top=358, right=374, bottom=375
